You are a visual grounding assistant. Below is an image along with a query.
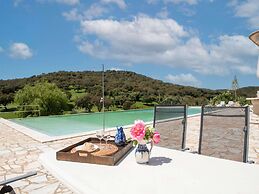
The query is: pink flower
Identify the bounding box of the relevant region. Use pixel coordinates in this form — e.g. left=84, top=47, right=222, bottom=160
left=152, top=131, right=160, bottom=144
left=130, top=120, right=146, bottom=141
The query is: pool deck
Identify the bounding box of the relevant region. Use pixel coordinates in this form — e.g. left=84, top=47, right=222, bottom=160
left=0, top=111, right=259, bottom=193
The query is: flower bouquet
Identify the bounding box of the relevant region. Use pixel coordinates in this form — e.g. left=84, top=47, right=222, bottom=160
left=130, top=120, right=160, bottom=164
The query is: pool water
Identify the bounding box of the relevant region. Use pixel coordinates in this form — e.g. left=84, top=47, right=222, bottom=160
left=11, top=107, right=200, bottom=136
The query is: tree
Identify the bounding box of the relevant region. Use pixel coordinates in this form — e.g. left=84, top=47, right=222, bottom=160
left=123, top=101, right=134, bottom=110
left=113, top=95, right=126, bottom=106
left=0, top=93, right=14, bottom=110
left=210, top=91, right=234, bottom=105
left=76, top=95, right=94, bottom=112
left=91, top=96, right=102, bottom=112
left=141, top=94, right=156, bottom=104
left=105, top=98, right=112, bottom=110
left=232, top=75, right=239, bottom=101
left=92, top=96, right=112, bottom=112
left=14, top=82, right=68, bottom=116
left=162, top=96, right=181, bottom=105
left=65, top=90, right=72, bottom=100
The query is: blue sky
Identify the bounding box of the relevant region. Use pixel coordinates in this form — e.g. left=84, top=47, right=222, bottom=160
left=0, top=0, right=258, bottom=89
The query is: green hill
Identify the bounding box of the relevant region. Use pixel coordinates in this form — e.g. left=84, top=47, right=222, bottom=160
left=0, top=70, right=257, bottom=108
left=0, top=71, right=219, bottom=106
left=237, top=86, right=259, bottom=98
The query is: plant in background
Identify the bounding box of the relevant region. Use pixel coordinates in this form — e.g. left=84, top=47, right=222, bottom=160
left=122, top=100, right=134, bottom=110
left=209, top=90, right=249, bottom=106
left=130, top=120, right=160, bottom=146
left=76, top=95, right=94, bottom=112
left=0, top=93, right=14, bottom=110
left=210, top=91, right=234, bottom=105
left=237, top=96, right=249, bottom=106
left=15, top=82, right=68, bottom=116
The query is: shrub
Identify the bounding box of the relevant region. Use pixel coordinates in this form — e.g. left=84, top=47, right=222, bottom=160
left=209, top=91, right=248, bottom=106
left=14, top=82, right=68, bottom=116
left=210, top=91, right=234, bottom=105
left=131, top=102, right=149, bottom=109
left=123, top=101, right=134, bottom=110
left=0, top=93, right=14, bottom=110
left=237, top=96, right=250, bottom=106
left=76, top=95, right=94, bottom=112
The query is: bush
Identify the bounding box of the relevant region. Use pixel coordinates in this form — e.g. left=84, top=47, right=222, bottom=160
left=91, top=96, right=113, bottom=112
left=76, top=95, right=94, bottom=112
left=162, top=96, right=181, bottom=105
left=123, top=101, right=134, bottom=110
left=210, top=91, right=234, bottom=105
left=237, top=96, right=250, bottom=106
left=66, top=102, right=75, bottom=111
left=91, top=96, right=102, bottom=112
left=0, top=93, right=14, bottom=109
left=14, top=82, right=68, bottom=116
left=131, top=102, right=149, bottom=109
left=209, top=91, right=248, bottom=106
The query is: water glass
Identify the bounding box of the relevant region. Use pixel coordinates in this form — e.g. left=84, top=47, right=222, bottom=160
left=96, top=130, right=104, bottom=145
left=105, top=132, right=111, bottom=145
left=102, top=132, right=110, bottom=149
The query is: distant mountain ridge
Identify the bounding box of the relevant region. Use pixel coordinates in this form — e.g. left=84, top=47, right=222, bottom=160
left=0, top=70, right=258, bottom=105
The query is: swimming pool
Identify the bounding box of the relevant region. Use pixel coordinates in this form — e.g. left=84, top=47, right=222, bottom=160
left=11, top=107, right=201, bottom=137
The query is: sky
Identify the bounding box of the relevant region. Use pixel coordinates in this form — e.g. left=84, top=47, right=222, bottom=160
left=0, top=0, right=258, bottom=89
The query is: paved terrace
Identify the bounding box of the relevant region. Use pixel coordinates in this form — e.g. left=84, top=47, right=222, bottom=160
left=0, top=112, right=259, bottom=193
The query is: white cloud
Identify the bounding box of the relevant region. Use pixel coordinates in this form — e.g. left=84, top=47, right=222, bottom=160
left=110, top=67, right=123, bottom=71
left=156, top=7, right=169, bottom=19
left=9, top=43, right=33, bottom=59
left=0, top=46, right=4, bottom=53
left=164, top=0, right=198, bottom=5
left=147, top=0, right=159, bottom=4
left=55, top=0, right=79, bottom=5
left=179, top=6, right=196, bottom=16
left=80, top=16, right=188, bottom=49
left=63, top=4, right=108, bottom=21
left=232, top=65, right=255, bottom=74
left=37, top=0, right=79, bottom=5
left=147, top=0, right=198, bottom=5
left=231, top=0, right=259, bottom=29
left=77, top=16, right=257, bottom=76
left=165, top=73, right=201, bottom=87
left=101, top=0, right=126, bottom=9
left=63, top=8, right=82, bottom=21
left=83, top=4, right=108, bottom=19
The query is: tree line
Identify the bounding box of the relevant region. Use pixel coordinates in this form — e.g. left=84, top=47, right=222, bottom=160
left=0, top=70, right=256, bottom=116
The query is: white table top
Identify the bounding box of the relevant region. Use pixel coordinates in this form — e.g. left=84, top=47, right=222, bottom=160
left=39, top=146, right=259, bottom=194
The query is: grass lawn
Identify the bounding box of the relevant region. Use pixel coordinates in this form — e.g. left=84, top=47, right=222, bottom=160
left=0, top=112, right=19, bottom=119
left=131, top=102, right=152, bottom=109
left=69, top=89, right=87, bottom=101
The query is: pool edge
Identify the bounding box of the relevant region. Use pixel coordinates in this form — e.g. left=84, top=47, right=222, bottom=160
left=0, top=118, right=153, bottom=143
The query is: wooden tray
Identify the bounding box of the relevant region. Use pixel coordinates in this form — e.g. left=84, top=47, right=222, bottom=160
left=56, top=137, right=133, bottom=166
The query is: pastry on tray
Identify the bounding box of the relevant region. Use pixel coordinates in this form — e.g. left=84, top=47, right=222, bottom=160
left=71, top=142, right=99, bottom=153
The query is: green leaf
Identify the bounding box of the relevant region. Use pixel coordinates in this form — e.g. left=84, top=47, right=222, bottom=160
left=133, top=140, right=138, bottom=146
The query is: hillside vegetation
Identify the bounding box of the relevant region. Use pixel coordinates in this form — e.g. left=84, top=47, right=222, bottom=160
left=0, top=71, right=218, bottom=105
left=237, top=86, right=259, bottom=98
left=0, top=70, right=257, bottom=117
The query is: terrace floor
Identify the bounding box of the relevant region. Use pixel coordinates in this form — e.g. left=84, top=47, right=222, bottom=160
left=1, top=111, right=259, bottom=193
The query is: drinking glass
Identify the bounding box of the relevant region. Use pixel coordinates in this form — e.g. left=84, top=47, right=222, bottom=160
left=104, top=131, right=111, bottom=149
left=96, top=130, right=104, bottom=145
